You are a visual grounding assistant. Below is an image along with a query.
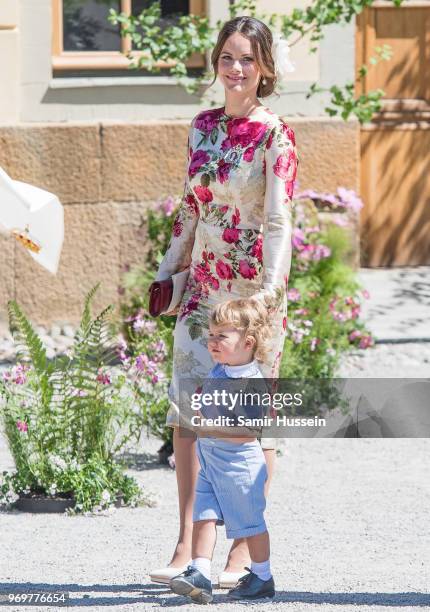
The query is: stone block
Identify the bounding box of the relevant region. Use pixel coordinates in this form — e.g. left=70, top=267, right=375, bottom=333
left=14, top=203, right=120, bottom=325
left=116, top=201, right=153, bottom=273
left=101, top=123, right=189, bottom=202
left=286, top=118, right=359, bottom=193
left=0, top=232, right=15, bottom=326
left=0, top=125, right=102, bottom=204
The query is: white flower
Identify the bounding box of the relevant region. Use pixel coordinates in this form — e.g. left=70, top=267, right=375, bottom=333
left=272, top=33, right=295, bottom=84
left=48, top=483, right=57, bottom=495
left=101, top=490, right=111, bottom=503
left=50, top=454, right=67, bottom=471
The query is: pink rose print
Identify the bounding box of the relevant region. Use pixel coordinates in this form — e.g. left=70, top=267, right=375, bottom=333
left=173, top=217, right=183, bottom=236
left=194, top=185, right=213, bottom=203
left=195, top=108, right=223, bottom=134
left=216, top=260, right=234, bottom=280
left=265, top=130, right=274, bottom=150
left=185, top=193, right=199, bottom=215
left=216, top=160, right=231, bottom=183
left=273, top=154, right=291, bottom=181
left=209, top=276, right=220, bottom=290
left=282, top=316, right=287, bottom=330
left=220, top=205, right=229, bottom=213
left=226, top=119, right=267, bottom=149
left=180, top=293, right=201, bottom=320
left=244, top=147, right=255, bottom=162
left=194, top=261, right=210, bottom=283
left=231, top=207, right=241, bottom=226
left=238, top=259, right=257, bottom=279
left=222, top=228, right=242, bottom=244
left=189, top=150, right=210, bottom=177
left=250, top=236, right=263, bottom=262
left=282, top=123, right=296, bottom=146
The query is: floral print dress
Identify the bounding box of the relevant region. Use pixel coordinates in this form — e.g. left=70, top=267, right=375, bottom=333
left=155, top=105, right=298, bottom=429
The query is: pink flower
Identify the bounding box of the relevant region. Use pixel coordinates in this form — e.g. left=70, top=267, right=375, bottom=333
left=194, top=185, right=213, bottom=203
left=310, top=338, right=320, bottom=351
left=216, top=260, right=234, bottom=280
left=16, top=420, right=28, bottom=433
left=209, top=276, right=220, bottom=290
left=282, top=123, right=296, bottom=146
left=97, top=371, right=111, bottom=385
left=358, top=335, right=373, bottom=349
left=244, top=147, right=255, bottom=162
left=292, top=228, right=305, bottom=250
left=298, top=244, right=331, bottom=261
left=194, top=263, right=211, bottom=283
left=362, top=289, right=370, bottom=299
left=273, top=154, right=290, bottom=180
left=337, top=187, right=363, bottom=212
left=173, top=217, right=183, bottom=237
left=189, top=150, right=210, bottom=177
left=287, top=288, right=301, bottom=302
left=180, top=293, right=201, bottom=319
left=238, top=259, right=257, bottom=280
left=160, top=196, right=176, bottom=217
left=216, top=160, right=231, bottom=183
left=195, top=108, right=223, bottom=134
left=296, top=308, right=309, bottom=316
left=348, top=330, right=362, bottom=341
left=250, top=236, right=263, bottom=262
left=226, top=119, right=267, bottom=149
left=231, top=208, right=241, bottom=226
left=222, top=228, right=241, bottom=244
left=282, top=316, right=287, bottom=330
left=185, top=194, right=199, bottom=215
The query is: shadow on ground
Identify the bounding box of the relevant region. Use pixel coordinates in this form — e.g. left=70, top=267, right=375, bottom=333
left=1, top=582, right=429, bottom=607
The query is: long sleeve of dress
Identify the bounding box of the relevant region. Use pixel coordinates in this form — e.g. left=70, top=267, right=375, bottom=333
left=155, top=118, right=199, bottom=282
left=251, top=121, right=298, bottom=312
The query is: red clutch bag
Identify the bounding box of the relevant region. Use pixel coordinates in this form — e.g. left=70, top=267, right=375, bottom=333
left=148, top=278, right=173, bottom=317
left=148, top=268, right=190, bottom=317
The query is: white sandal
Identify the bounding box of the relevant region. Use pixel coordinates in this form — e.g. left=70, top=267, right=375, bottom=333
left=217, top=569, right=249, bottom=589
left=149, top=563, right=191, bottom=585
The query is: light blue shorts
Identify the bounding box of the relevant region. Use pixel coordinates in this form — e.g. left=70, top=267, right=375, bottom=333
left=193, top=437, right=268, bottom=539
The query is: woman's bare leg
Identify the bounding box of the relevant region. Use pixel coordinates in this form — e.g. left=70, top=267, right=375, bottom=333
left=223, top=448, right=276, bottom=572
left=168, top=427, right=200, bottom=567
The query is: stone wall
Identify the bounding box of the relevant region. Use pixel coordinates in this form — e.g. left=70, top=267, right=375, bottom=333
left=0, top=117, right=359, bottom=324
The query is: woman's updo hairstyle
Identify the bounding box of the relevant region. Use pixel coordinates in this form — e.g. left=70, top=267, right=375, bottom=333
left=210, top=16, right=277, bottom=99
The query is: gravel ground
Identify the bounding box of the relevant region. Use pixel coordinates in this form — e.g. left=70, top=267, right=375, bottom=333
left=1, top=343, right=430, bottom=611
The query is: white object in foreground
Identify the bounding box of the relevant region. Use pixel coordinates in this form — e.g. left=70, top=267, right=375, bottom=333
left=0, top=166, right=64, bottom=274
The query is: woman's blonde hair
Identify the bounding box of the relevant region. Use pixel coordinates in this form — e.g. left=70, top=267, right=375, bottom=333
left=210, top=298, right=273, bottom=362
left=209, top=16, right=278, bottom=99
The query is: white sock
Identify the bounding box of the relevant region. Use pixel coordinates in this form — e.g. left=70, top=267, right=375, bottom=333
left=251, top=559, right=272, bottom=581
left=191, top=557, right=211, bottom=581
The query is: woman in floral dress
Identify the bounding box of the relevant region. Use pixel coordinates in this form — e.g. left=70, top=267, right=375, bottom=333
left=150, top=16, right=298, bottom=587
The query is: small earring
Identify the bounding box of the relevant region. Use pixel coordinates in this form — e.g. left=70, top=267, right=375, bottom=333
left=262, top=78, right=267, bottom=85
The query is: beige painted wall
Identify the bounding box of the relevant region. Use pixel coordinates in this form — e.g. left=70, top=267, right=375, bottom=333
left=9, top=0, right=354, bottom=122
left=0, top=117, right=359, bottom=324
left=0, top=1, right=19, bottom=123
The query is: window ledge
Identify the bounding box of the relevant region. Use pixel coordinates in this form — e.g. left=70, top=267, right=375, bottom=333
left=48, top=75, right=194, bottom=89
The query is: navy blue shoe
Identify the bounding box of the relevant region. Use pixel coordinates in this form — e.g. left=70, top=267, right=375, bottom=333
left=170, top=566, right=213, bottom=604
left=227, top=567, right=275, bottom=601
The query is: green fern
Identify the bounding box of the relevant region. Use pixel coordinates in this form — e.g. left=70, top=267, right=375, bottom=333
left=8, top=301, right=48, bottom=375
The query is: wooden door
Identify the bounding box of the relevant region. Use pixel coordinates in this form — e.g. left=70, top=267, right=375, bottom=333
left=357, top=1, right=430, bottom=266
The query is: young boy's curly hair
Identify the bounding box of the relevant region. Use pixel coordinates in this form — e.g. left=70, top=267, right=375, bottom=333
left=210, top=298, right=273, bottom=363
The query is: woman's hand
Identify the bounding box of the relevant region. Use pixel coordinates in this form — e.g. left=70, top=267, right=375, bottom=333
left=163, top=305, right=180, bottom=316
